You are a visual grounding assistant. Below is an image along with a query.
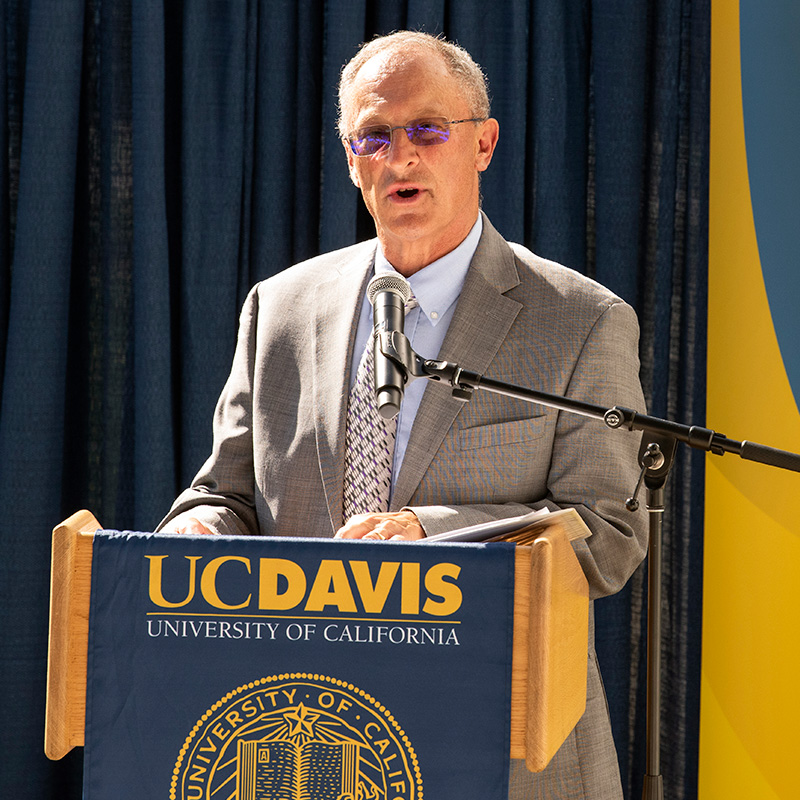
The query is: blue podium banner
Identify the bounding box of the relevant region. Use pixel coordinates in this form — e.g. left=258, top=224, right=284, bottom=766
left=83, top=533, right=516, bottom=799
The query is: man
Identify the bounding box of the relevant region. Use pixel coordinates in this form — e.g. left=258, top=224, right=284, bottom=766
left=160, top=31, right=648, bottom=799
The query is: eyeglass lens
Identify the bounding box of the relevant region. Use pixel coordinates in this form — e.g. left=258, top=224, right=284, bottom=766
left=349, top=119, right=450, bottom=156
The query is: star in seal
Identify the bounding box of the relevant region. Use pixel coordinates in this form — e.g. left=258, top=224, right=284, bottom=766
left=283, top=702, right=320, bottom=739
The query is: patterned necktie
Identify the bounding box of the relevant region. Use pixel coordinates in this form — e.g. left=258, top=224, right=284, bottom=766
left=342, top=296, right=417, bottom=520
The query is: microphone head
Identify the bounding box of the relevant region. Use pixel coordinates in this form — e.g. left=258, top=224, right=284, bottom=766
left=367, top=273, right=412, bottom=306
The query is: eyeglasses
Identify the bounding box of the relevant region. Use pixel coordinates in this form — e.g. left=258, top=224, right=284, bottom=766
left=345, top=117, right=487, bottom=157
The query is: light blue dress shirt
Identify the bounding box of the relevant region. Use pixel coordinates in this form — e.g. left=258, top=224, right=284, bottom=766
left=350, top=215, right=483, bottom=496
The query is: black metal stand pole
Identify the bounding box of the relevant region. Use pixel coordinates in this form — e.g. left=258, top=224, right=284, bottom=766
left=623, top=432, right=676, bottom=800
left=642, top=484, right=664, bottom=800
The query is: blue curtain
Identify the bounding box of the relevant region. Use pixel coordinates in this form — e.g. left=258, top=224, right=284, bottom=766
left=0, top=1, right=708, bottom=798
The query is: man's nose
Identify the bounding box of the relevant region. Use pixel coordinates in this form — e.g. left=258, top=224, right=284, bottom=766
left=384, top=127, right=420, bottom=167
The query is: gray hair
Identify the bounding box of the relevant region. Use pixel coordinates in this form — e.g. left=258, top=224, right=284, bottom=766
left=338, top=31, right=491, bottom=136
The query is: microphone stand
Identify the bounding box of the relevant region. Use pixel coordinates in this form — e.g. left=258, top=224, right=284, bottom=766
left=377, top=329, right=800, bottom=798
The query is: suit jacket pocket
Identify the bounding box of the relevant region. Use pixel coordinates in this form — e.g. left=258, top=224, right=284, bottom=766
left=458, top=416, right=547, bottom=451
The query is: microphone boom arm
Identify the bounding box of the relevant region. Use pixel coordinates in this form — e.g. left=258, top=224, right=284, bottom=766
left=378, top=329, right=800, bottom=473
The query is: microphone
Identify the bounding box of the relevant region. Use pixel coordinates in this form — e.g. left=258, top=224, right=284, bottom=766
left=367, top=273, right=412, bottom=419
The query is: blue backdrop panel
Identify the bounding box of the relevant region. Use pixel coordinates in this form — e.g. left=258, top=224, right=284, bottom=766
left=740, top=0, right=800, bottom=411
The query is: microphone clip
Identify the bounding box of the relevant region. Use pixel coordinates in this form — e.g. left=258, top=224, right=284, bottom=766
left=626, top=433, right=678, bottom=512
left=374, top=329, right=427, bottom=380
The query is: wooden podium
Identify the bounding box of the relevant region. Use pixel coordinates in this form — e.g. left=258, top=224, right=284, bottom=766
left=45, top=509, right=589, bottom=774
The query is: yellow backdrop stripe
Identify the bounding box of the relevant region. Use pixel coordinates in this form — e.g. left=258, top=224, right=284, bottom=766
left=701, top=3, right=800, bottom=799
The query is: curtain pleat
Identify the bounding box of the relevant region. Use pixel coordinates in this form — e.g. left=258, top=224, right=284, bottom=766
left=0, top=2, right=709, bottom=798
left=0, top=2, right=88, bottom=797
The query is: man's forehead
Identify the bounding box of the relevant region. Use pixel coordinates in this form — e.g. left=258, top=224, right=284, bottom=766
left=344, top=48, right=464, bottom=126
left=355, top=45, right=449, bottom=84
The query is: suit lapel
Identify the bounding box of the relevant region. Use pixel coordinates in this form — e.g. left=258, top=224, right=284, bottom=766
left=312, top=243, right=376, bottom=530
left=391, top=216, right=523, bottom=509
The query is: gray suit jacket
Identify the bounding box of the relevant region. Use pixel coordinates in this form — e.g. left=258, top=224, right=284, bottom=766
left=160, top=215, right=648, bottom=798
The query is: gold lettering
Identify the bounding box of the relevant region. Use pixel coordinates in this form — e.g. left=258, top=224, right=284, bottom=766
left=258, top=558, right=306, bottom=610
left=349, top=560, right=399, bottom=613
left=146, top=555, right=201, bottom=608
left=305, top=560, right=357, bottom=612
left=400, top=563, right=420, bottom=615
left=241, top=699, right=258, bottom=718
left=224, top=711, right=243, bottom=729
left=373, top=738, right=391, bottom=755
left=282, top=688, right=296, bottom=704
left=210, top=723, right=228, bottom=740
left=200, top=556, right=252, bottom=610
left=423, top=563, right=462, bottom=616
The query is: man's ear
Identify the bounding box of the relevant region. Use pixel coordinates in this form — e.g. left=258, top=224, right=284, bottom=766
left=344, top=139, right=361, bottom=188
left=475, top=118, right=500, bottom=173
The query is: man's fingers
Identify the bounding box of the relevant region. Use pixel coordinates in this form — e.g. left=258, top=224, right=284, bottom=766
left=172, top=517, right=215, bottom=536
left=334, top=513, right=375, bottom=539
left=335, top=510, right=424, bottom=541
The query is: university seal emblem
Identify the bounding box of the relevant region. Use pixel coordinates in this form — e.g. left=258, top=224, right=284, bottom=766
left=171, top=673, right=422, bottom=800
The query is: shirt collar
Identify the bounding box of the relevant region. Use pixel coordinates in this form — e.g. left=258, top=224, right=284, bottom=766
left=374, top=215, right=483, bottom=326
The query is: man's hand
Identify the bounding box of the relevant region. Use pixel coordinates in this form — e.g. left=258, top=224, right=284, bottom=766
left=165, top=517, right=215, bottom=536
left=335, top=510, right=425, bottom=541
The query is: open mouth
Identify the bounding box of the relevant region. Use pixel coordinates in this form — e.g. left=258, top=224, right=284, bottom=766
left=395, top=188, right=420, bottom=199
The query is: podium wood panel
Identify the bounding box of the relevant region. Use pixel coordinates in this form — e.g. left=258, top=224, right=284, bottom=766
left=513, top=525, right=589, bottom=771
left=45, top=510, right=99, bottom=760
left=45, top=511, right=588, bottom=771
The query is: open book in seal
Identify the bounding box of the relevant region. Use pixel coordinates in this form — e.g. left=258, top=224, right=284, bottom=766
left=422, top=507, right=592, bottom=546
